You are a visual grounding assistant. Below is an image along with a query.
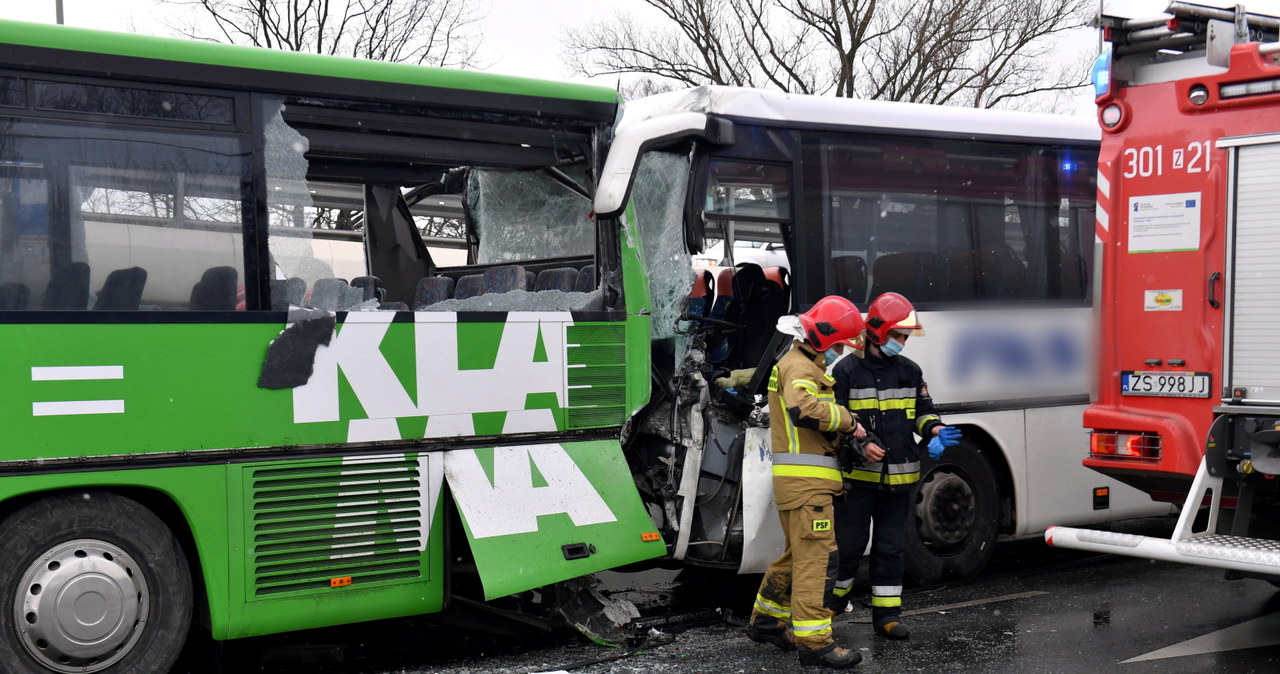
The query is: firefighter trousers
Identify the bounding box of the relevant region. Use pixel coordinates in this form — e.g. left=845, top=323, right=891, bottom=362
left=829, top=487, right=911, bottom=627
left=750, top=492, right=840, bottom=651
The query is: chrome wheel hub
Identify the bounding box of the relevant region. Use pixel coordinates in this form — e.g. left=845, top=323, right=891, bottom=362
left=14, top=539, right=148, bottom=673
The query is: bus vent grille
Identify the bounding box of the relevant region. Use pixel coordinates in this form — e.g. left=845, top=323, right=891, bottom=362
left=565, top=323, right=628, bottom=429
left=247, top=458, right=425, bottom=597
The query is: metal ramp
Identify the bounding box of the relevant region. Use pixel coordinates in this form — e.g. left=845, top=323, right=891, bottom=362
left=1047, top=458, right=1280, bottom=575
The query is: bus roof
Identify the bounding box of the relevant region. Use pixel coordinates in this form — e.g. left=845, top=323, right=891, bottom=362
left=0, top=19, right=621, bottom=108
left=620, top=85, right=1099, bottom=143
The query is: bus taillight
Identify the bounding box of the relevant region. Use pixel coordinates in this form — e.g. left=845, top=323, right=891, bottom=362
left=1090, top=431, right=1160, bottom=460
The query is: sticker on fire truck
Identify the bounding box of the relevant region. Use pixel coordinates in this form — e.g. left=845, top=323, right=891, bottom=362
left=1128, top=192, right=1201, bottom=253
left=1143, top=289, right=1183, bottom=311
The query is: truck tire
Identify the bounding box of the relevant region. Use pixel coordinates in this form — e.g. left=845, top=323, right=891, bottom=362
left=0, top=492, right=192, bottom=673
left=904, top=440, right=1000, bottom=585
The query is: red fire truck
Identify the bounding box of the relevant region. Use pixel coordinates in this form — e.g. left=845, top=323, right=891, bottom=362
left=1049, top=2, right=1280, bottom=575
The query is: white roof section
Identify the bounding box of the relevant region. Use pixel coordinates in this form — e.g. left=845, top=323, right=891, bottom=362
left=618, top=85, right=1099, bottom=143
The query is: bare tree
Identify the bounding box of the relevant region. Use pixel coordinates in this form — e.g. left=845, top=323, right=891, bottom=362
left=563, top=0, right=1093, bottom=109
left=165, top=0, right=482, bottom=69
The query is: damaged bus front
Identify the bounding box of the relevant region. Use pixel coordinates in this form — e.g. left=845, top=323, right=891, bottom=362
left=605, top=86, right=1169, bottom=585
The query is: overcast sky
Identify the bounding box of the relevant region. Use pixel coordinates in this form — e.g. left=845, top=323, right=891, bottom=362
left=4, top=0, right=1280, bottom=116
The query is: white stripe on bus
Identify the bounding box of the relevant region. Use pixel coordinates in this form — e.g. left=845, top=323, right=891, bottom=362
left=32, top=400, right=125, bottom=416
left=31, top=365, right=124, bottom=381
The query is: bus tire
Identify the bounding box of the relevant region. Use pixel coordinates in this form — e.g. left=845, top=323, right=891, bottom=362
left=0, top=492, right=193, bottom=674
left=904, top=441, right=999, bottom=585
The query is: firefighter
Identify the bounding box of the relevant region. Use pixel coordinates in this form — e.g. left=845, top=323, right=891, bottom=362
left=746, top=295, right=867, bottom=669
left=827, top=292, right=962, bottom=640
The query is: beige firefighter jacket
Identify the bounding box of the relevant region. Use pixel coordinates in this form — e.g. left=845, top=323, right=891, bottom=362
left=767, top=340, right=857, bottom=510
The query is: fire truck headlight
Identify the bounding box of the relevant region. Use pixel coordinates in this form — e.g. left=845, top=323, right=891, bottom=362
left=1100, top=104, right=1124, bottom=128
left=1188, top=84, right=1209, bottom=106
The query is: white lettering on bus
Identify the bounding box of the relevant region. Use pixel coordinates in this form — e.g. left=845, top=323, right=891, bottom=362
left=445, top=443, right=617, bottom=538
left=292, top=312, right=568, bottom=438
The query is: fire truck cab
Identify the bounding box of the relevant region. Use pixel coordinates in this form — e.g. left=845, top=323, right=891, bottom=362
left=1049, top=2, right=1280, bottom=576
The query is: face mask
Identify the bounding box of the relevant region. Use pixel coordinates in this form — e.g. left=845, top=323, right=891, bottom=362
left=825, top=348, right=842, bottom=366
left=880, top=338, right=904, bottom=358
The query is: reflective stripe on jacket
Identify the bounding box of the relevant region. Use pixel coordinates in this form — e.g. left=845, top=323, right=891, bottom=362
left=832, top=349, right=942, bottom=492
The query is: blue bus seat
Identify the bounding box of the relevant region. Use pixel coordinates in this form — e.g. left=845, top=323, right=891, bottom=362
left=93, top=267, right=147, bottom=310
left=535, top=267, right=579, bottom=292
left=574, top=265, right=596, bottom=293
left=43, top=262, right=90, bottom=310
left=482, top=265, right=529, bottom=295
left=414, top=276, right=455, bottom=309
left=189, top=266, right=238, bottom=310
left=454, top=274, right=485, bottom=300
left=0, top=282, right=30, bottom=310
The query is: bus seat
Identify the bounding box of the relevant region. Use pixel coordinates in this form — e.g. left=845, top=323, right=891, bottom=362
left=726, top=263, right=788, bottom=370
left=309, top=278, right=348, bottom=311
left=93, top=267, right=147, bottom=310
left=574, top=265, right=596, bottom=292
left=535, top=267, right=579, bottom=292
left=337, top=283, right=365, bottom=310
left=763, top=266, right=789, bottom=291
left=270, top=277, right=306, bottom=311
left=687, top=269, right=714, bottom=318
left=189, top=266, right=238, bottom=310
left=482, top=265, right=530, bottom=294
left=707, top=267, right=737, bottom=364
left=870, top=252, right=945, bottom=302
left=526, top=270, right=537, bottom=292
left=1057, top=253, right=1086, bottom=299
left=0, top=282, right=29, bottom=310
left=414, top=276, right=455, bottom=309
left=832, top=255, right=867, bottom=304
left=43, top=261, right=90, bottom=310
left=945, top=250, right=979, bottom=300
left=708, top=267, right=736, bottom=320
left=454, top=274, right=485, bottom=300
left=979, top=247, right=1026, bottom=299
left=351, top=276, right=386, bottom=303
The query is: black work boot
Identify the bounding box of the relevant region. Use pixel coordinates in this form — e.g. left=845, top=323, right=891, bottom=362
left=746, top=622, right=796, bottom=651
left=797, top=643, right=862, bottom=668
left=874, top=620, right=910, bottom=640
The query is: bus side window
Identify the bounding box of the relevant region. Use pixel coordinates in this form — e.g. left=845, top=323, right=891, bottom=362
left=0, top=83, right=250, bottom=312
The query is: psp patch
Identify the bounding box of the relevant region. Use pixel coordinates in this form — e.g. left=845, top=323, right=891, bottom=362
left=812, top=519, right=832, bottom=532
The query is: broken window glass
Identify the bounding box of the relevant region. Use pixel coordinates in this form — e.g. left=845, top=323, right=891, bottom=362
left=631, top=151, right=693, bottom=372
left=468, top=168, right=594, bottom=264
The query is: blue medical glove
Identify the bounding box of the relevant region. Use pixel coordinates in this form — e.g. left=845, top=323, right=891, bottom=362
left=938, top=426, right=962, bottom=447
left=927, top=435, right=947, bottom=460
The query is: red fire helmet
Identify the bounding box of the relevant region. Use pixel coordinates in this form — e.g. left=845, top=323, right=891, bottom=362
left=798, top=295, right=865, bottom=351
left=865, top=292, right=925, bottom=345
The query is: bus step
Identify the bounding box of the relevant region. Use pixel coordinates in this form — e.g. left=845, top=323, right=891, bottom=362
left=1046, top=526, right=1280, bottom=575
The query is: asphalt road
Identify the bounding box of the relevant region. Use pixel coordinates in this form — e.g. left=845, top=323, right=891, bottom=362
left=172, top=517, right=1280, bottom=673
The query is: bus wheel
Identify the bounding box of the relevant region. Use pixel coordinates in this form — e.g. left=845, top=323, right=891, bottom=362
left=0, top=492, right=192, bottom=674
left=904, top=442, right=999, bottom=585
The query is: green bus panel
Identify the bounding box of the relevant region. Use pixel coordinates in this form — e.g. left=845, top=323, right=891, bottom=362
left=2, top=315, right=636, bottom=463
left=446, top=439, right=665, bottom=600
left=226, top=453, right=446, bottom=639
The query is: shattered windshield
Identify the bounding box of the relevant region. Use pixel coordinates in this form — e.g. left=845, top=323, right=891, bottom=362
left=632, top=151, right=693, bottom=372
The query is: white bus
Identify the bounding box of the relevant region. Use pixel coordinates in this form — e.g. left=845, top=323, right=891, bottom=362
left=608, top=86, right=1171, bottom=583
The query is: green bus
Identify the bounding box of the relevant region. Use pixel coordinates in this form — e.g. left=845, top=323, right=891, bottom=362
left=0, top=19, right=709, bottom=673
